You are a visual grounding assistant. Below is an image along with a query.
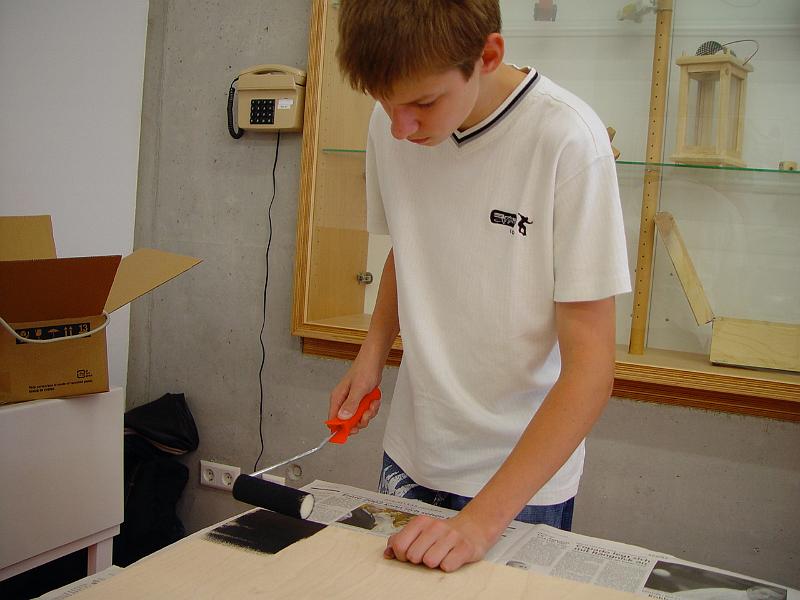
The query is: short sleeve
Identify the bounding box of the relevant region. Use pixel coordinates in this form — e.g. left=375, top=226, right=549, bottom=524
left=553, top=155, right=631, bottom=301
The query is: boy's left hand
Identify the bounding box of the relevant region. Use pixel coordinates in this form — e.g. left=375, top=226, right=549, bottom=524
left=383, top=512, right=494, bottom=572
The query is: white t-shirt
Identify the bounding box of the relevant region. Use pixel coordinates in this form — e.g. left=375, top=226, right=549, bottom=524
left=367, top=68, right=631, bottom=505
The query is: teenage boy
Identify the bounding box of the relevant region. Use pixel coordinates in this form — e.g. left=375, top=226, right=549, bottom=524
left=329, top=0, right=631, bottom=572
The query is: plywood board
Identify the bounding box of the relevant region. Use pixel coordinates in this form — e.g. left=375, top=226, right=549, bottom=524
left=72, top=525, right=640, bottom=600
left=711, top=317, right=800, bottom=373
left=654, top=212, right=715, bottom=326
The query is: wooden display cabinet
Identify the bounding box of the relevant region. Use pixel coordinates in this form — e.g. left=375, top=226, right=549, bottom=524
left=292, top=0, right=402, bottom=361
left=293, top=0, right=800, bottom=420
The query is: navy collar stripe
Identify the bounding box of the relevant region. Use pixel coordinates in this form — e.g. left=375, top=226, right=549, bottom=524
left=452, top=70, right=540, bottom=146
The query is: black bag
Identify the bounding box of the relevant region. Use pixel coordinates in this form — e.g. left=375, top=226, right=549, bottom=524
left=123, top=392, right=199, bottom=454
left=113, top=393, right=199, bottom=566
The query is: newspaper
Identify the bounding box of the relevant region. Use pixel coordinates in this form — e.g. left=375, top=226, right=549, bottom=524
left=301, top=479, right=797, bottom=600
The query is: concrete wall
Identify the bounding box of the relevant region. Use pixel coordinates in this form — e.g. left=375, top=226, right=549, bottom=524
left=130, top=0, right=800, bottom=588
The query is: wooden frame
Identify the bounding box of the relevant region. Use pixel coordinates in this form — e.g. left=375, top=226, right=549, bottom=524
left=628, top=0, right=673, bottom=355
left=300, top=338, right=800, bottom=421
left=292, top=0, right=800, bottom=421
left=291, top=0, right=324, bottom=341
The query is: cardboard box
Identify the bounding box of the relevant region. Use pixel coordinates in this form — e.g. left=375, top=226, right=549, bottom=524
left=0, top=215, right=201, bottom=404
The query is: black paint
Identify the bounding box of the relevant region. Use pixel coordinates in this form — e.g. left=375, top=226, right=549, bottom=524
left=205, top=509, right=325, bottom=555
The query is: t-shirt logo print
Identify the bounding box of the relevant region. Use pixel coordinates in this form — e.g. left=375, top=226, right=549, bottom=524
left=490, top=209, right=532, bottom=236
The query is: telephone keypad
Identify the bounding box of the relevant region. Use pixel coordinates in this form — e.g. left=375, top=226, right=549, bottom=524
left=250, top=98, right=275, bottom=125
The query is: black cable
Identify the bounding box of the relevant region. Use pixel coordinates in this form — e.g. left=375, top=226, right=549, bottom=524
left=227, top=77, right=245, bottom=139
left=254, top=129, right=281, bottom=472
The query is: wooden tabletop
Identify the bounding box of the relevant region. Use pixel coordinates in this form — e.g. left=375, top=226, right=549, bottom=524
left=72, top=525, right=641, bottom=599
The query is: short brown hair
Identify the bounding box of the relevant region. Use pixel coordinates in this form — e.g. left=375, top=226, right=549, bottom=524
left=336, top=0, right=502, bottom=97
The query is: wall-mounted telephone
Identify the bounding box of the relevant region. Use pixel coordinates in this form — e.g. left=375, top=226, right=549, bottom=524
left=227, top=64, right=306, bottom=138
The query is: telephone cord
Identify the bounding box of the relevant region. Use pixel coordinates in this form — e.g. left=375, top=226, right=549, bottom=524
left=227, top=76, right=245, bottom=139
left=254, top=129, right=281, bottom=472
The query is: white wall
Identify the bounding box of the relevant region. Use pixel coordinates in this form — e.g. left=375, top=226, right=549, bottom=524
left=0, top=0, right=149, bottom=388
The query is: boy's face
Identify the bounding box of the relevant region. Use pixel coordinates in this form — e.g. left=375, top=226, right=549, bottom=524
left=375, top=65, right=481, bottom=147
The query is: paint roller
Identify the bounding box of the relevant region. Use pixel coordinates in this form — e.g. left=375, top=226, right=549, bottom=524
left=231, top=388, right=381, bottom=519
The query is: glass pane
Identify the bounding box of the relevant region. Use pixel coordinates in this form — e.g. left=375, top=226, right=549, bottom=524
left=306, top=0, right=800, bottom=378
left=306, top=2, right=374, bottom=329
left=502, top=0, right=659, bottom=349
left=666, top=1, right=800, bottom=172
left=651, top=0, right=800, bottom=369
left=650, top=168, right=800, bottom=357
left=502, top=0, right=657, bottom=160
left=316, top=1, right=661, bottom=343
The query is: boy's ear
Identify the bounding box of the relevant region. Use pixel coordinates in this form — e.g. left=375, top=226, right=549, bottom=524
left=479, top=33, right=505, bottom=74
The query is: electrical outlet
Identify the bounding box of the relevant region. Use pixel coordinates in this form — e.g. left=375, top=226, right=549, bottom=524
left=200, top=460, right=241, bottom=491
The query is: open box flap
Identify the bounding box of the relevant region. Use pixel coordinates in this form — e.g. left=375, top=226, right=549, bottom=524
left=0, top=215, right=57, bottom=261
left=654, top=212, right=715, bottom=326
left=0, top=255, right=121, bottom=323
left=105, top=248, right=202, bottom=313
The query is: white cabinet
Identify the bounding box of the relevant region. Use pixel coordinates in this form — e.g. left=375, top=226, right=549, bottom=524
left=0, top=388, right=124, bottom=580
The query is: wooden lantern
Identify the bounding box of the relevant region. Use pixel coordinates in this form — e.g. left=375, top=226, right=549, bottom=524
left=671, top=52, right=753, bottom=167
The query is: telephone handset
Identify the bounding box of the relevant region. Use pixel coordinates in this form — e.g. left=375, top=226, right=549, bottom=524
left=227, top=64, right=306, bottom=138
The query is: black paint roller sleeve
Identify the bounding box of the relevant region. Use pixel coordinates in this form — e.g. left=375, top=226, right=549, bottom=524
left=232, top=475, right=315, bottom=519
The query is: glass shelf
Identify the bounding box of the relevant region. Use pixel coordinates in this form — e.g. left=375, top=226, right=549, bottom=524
left=617, top=160, right=799, bottom=194
left=320, top=150, right=800, bottom=192
left=323, top=148, right=799, bottom=175
left=321, top=147, right=366, bottom=154
left=617, top=160, right=800, bottom=176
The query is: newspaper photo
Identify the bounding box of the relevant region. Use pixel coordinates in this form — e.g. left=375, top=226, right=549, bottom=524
left=300, top=480, right=797, bottom=599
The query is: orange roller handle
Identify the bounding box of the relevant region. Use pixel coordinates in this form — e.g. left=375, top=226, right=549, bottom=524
left=325, top=387, right=381, bottom=444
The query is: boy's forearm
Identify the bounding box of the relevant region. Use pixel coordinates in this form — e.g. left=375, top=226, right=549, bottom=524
left=361, top=249, right=400, bottom=363
left=458, top=370, right=611, bottom=541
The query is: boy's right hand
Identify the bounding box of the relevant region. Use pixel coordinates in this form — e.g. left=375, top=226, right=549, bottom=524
left=329, top=361, right=382, bottom=435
